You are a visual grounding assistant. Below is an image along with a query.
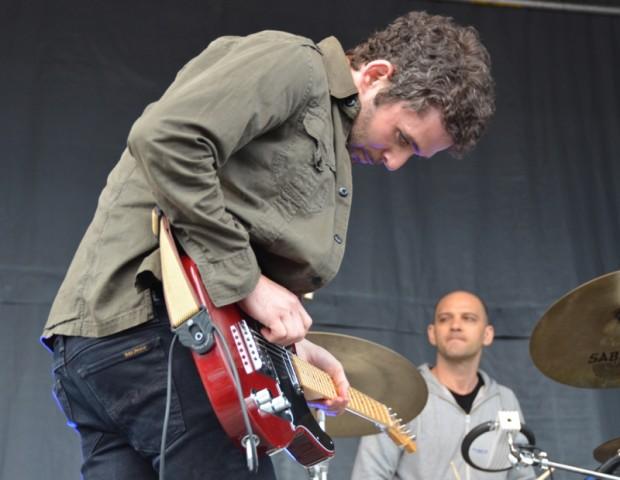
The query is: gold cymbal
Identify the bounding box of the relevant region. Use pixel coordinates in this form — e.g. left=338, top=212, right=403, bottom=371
left=529, top=271, right=620, bottom=388
left=306, top=331, right=428, bottom=437
left=594, top=437, right=620, bottom=463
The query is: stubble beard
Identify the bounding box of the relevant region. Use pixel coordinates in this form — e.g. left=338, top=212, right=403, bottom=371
left=347, top=103, right=378, bottom=165
left=438, top=341, right=482, bottom=364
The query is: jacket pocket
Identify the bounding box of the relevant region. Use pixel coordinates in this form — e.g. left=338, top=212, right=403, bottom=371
left=302, top=105, right=336, bottom=174
left=272, top=105, right=335, bottom=217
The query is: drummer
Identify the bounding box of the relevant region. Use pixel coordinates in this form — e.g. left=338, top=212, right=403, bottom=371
left=351, top=290, right=535, bottom=480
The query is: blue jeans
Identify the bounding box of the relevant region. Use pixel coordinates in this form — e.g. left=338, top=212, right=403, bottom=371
left=51, top=293, right=275, bottom=479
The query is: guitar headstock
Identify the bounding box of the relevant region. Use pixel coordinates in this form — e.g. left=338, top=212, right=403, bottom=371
left=386, top=420, right=416, bottom=453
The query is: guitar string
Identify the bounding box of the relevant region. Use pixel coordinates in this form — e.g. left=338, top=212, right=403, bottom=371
left=247, top=329, right=291, bottom=363
left=241, top=331, right=403, bottom=436
left=207, top=315, right=410, bottom=443
left=247, top=327, right=394, bottom=425
left=250, top=331, right=376, bottom=399
left=249, top=331, right=338, bottom=394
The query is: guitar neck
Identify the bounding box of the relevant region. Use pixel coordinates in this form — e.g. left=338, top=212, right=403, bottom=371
left=291, top=355, right=416, bottom=452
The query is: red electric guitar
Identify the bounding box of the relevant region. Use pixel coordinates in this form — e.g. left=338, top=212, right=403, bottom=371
left=155, top=211, right=416, bottom=468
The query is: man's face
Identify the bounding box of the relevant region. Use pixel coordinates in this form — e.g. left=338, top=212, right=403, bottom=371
left=348, top=96, right=452, bottom=171
left=427, top=291, right=494, bottom=362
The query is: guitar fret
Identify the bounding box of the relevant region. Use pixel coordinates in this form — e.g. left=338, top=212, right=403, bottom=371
left=357, top=391, right=371, bottom=417
left=349, top=390, right=363, bottom=411
left=350, top=389, right=390, bottom=426
left=350, top=390, right=360, bottom=406
left=354, top=400, right=367, bottom=416
left=289, top=352, right=414, bottom=452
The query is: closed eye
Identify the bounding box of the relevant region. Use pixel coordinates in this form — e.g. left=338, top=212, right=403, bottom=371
left=397, top=130, right=409, bottom=146
left=397, top=130, right=420, bottom=155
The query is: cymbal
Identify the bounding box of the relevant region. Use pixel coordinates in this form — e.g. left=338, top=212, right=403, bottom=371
left=594, top=437, right=620, bottom=463
left=529, top=271, right=620, bottom=388
left=306, top=331, right=428, bottom=437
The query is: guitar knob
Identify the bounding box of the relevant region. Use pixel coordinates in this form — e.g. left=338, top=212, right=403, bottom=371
left=251, top=388, right=293, bottom=421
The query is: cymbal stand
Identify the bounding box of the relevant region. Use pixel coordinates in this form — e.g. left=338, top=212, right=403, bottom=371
left=307, top=410, right=330, bottom=480
left=511, top=445, right=620, bottom=480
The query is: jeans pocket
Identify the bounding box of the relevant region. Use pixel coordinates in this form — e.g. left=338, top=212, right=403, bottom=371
left=52, top=376, right=76, bottom=428
left=77, top=335, right=186, bottom=453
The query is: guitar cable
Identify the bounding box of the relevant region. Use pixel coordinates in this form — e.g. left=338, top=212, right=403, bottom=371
left=210, top=321, right=260, bottom=472
left=159, top=333, right=178, bottom=480
left=158, top=325, right=260, bottom=479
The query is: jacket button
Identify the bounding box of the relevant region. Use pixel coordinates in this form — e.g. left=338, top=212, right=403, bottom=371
left=344, top=96, right=357, bottom=107
left=334, top=234, right=343, bottom=244
left=338, top=187, right=349, bottom=197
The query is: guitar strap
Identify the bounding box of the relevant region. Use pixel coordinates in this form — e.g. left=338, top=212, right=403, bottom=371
left=151, top=207, right=215, bottom=353
left=151, top=207, right=201, bottom=327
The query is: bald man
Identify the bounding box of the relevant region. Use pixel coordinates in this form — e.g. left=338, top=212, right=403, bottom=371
left=352, top=291, right=534, bottom=480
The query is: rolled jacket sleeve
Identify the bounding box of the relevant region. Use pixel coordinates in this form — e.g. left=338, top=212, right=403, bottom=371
left=127, top=33, right=321, bottom=306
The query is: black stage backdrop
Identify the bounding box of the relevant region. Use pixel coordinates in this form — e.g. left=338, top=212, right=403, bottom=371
left=1, top=1, right=619, bottom=479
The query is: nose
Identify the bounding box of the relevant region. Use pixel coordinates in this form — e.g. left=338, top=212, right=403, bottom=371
left=449, top=318, right=463, bottom=330
left=383, top=150, right=412, bottom=171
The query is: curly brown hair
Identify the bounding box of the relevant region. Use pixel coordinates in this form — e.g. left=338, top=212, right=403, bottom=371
left=348, top=11, right=495, bottom=156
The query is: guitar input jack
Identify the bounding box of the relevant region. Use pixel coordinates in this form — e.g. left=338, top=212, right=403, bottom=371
left=241, top=434, right=261, bottom=472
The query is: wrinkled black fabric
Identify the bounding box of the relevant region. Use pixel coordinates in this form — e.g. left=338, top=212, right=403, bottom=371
left=51, top=300, right=275, bottom=479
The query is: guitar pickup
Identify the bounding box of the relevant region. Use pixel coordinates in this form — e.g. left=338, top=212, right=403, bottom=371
left=231, top=322, right=263, bottom=374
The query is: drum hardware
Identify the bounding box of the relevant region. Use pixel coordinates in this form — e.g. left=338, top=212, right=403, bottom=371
left=514, top=449, right=620, bottom=479
left=460, top=411, right=536, bottom=472
left=461, top=411, right=620, bottom=480
left=308, top=409, right=329, bottom=480
left=535, top=468, right=554, bottom=480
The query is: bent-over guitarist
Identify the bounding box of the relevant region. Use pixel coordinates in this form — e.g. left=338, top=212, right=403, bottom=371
left=42, top=11, right=495, bottom=479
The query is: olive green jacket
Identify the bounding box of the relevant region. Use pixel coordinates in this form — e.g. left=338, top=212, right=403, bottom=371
left=42, top=32, right=358, bottom=345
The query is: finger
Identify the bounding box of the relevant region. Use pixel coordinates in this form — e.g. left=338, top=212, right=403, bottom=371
left=336, top=380, right=350, bottom=401
left=300, top=307, right=312, bottom=332
left=310, top=398, right=347, bottom=416
left=272, top=314, right=306, bottom=345
left=328, top=369, right=350, bottom=401
left=278, top=309, right=307, bottom=344
left=308, top=399, right=338, bottom=415
left=261, top=318, right=288, bottom=345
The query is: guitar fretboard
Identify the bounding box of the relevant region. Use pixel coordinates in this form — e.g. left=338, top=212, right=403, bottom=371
left=290, top=355, right=415, bottom=452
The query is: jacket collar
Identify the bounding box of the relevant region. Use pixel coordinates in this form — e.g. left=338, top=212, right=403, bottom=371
left=317, top=37, right=358, bottom=97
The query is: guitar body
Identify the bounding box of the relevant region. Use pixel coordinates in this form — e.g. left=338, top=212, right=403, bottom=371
left=181, top=256, right=335, bottom=467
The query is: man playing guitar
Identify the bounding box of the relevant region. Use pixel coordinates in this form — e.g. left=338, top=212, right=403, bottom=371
left=42, top=10, right=495, bottom=479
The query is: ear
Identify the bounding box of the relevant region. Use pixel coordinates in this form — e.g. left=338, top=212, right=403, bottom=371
left=358, top=60, right=395, bottom=93
left=482, top=324, right=494, bottom=347
left=427, top=324, right=437, bottom=346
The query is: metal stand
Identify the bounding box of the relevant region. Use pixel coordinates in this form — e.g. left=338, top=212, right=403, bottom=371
left=513, top=446, right=620, bottom=480
left=307, top=410, right=330, bottom=480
